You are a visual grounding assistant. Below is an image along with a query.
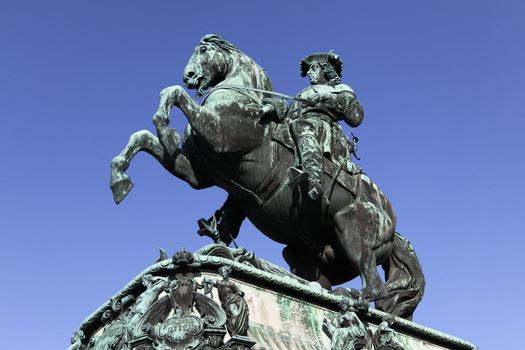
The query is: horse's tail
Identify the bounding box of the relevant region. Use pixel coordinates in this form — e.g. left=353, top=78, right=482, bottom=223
left=376, top=232, right=425, bottom=320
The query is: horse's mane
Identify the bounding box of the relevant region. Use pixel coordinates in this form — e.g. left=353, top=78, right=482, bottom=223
left=201, top=34, right=272, bottom=90
left=200, top=34, right=242, bottom=54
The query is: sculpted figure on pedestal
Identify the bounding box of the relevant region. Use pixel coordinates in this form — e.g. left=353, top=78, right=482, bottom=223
left=323, top=298, right=372, bottom=350
left=216, top=265, right=250, bottom=337
left=373, top=315, right=405, bottom=350
left=110, top=34, right=425, bottom=319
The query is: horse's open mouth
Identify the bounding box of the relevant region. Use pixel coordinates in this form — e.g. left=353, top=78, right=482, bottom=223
left=188, top=76, right=212, bottom=98
left=184, top=75, right=200, bottom=90
left=185, top=74, right=210, bottom=91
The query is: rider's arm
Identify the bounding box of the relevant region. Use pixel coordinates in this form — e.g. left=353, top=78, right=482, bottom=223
left=258, top=98, right=288, bottom=124
left=316, top=86, right=363, bottom=127
left=329, top=91, right=363, bottom=127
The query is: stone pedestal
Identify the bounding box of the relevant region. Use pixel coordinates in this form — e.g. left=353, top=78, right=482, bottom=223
left=68, top=246, right=477, bottom=350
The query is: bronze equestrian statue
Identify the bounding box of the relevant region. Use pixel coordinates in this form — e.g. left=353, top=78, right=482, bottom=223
left=110, top=34, right=425, bottom=319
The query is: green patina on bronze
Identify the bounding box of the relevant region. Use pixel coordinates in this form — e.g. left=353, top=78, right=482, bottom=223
left=110, top=34, right=425, bottom=320
left=276, top=294, right=292, bottom=322
left=307, top=304, right=322, bottom=342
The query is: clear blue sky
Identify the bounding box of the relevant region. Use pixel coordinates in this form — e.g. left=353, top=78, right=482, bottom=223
left=1, top=1, right=524, bottom=349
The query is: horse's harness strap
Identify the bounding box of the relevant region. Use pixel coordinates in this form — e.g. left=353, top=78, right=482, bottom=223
left=252, top=143, right=284, bottom=204
left=190, top=132, right=267, bottom=206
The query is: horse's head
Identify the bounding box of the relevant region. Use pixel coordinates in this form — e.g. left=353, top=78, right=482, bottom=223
left=184, top=34, right=271, bottom=98
left=183, top=34, right=234, bottom=96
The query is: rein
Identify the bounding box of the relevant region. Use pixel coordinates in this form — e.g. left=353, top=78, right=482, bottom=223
left=201, top=84, right=315, bottom=106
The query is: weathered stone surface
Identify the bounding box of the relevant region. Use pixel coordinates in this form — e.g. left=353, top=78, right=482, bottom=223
left=70, top=248, right=476, bottom=350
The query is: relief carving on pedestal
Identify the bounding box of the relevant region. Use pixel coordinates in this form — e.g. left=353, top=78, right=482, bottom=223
left=323, top=298, right=374, bottom=350
left=71, top=252, right=255, bottom=350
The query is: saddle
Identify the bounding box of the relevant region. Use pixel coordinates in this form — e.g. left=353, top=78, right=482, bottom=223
left=189, top=119, right=361, bottom=207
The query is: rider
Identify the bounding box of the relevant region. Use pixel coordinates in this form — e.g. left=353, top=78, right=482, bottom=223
left=262, top=50, right=364, bottom=200
left=202, top=51, right=364, bottom=245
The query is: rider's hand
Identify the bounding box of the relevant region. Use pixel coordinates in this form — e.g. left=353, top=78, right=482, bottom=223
left=258, top=104, right=276, bottom=124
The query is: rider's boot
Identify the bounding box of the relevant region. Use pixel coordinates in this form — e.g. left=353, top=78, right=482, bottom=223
left=297, top=134, right=324, bottom=200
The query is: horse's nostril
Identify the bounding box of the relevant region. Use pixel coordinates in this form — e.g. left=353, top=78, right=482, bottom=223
left=186, top=71, right=195, bottom=78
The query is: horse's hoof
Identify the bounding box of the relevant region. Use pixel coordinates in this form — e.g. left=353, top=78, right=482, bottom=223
left=111, top=175, right=134, bottom=204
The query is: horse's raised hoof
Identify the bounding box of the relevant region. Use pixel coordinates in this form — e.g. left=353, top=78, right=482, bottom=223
left=111, top=174, right=134, bottom=204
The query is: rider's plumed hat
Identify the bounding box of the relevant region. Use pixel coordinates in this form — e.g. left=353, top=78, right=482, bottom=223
left=300, top=50, right=343, bottom=78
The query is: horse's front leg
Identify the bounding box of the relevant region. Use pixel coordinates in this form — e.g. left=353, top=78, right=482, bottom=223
left=154, top=85, right=263, bottom=153
left=152, top=87, right=183, bottom=156
left=111, top=129, right=213, bottom=204
left=153, top=85, right=216, bottom=148
left=110, top=130, right=169, bottom=204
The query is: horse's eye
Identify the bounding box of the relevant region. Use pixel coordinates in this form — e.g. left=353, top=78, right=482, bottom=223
left=199, top=46, right=207, bottom=53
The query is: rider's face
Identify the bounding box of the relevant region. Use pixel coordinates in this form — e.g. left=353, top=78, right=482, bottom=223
left=307, top=63, right=327, bottom=85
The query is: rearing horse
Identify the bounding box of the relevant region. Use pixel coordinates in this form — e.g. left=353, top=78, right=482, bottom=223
left=110, top=34, right=424, bottom=319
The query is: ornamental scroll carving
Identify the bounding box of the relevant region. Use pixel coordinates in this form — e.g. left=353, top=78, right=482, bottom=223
left=71, top=252, right=255, bottom=350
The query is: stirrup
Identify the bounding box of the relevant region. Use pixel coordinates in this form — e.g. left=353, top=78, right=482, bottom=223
left=287, top=167, right=308, bottom=188
left=308, top=182, right=323, bottom=200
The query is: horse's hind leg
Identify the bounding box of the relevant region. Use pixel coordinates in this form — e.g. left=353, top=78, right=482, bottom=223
left=333, top=201, right=393, bottom=301
left=283, top=245, right=332, bottom=289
